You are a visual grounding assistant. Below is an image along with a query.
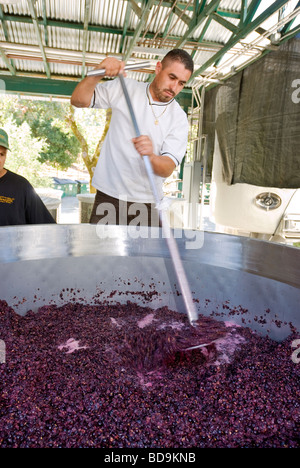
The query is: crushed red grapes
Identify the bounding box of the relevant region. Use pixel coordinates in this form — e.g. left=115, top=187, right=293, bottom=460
left=0, top=300, right=299, bottom=448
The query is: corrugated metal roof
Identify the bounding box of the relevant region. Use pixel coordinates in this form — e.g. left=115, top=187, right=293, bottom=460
left=0, top=0, right=299, bottom=96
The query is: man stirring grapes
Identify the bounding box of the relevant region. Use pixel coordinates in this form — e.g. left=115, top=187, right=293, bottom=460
left=71, top=49, right=194, bottom=227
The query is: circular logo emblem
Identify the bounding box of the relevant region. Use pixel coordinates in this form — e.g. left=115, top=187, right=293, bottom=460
left=255, top=192, right=282, bottom=211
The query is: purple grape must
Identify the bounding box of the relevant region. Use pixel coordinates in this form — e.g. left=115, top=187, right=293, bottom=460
left=0, top=300, right=299, bottom=448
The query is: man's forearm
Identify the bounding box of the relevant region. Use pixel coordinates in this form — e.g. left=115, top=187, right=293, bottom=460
left=71, top=76, right=99, bottom=108
left=71, top=58, right=125, bottom=108
left=148, top=154, right=176, bottom=178
left=132, top=136, right=176, bottom=178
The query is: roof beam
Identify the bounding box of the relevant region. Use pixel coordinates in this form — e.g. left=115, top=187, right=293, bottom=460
left=0, top=5, right=10, bottom=42
left=159, top=0, right=195, bottom=46
left=155, top=1, right=240, bottom=18
left=190, top=0, right=292, bottom=81
left=1, top=13, right=181, bottom=42
left=0, top=74, right=78, bottom=97
left=0, top=5, right=16, bottom=75
left=124, top=0, right=156, bottom=61
left=42, top=0, right=49, bottom=47
left=173, top=4, right=192, bottom=25
left=149, top=0, right=178, bottom=48
left=217, top=10, right=240, bottom=19
left=120, top=1, right=132, bottom=54
left=176, top=0, right=222, bottom=48
left=281, top=22, right=300, bottom=40
left=128, top=0, right=142, bottom=18
left=82, top=0, right=92, bottom=78
left=0, top=73, right=192, bottom=107
left=161, top=9, right=175, bottom=40
left=211, top=12, right=238, bottom=34
left=1, top=8, right=242, bottom=34
left=243, top=0, right=263, bottom=26
left=0, top=46, right=16, bottom=76
left=0, top=40, right=220, bottom=66
left=27, top=0, right=51, bottom=78
left=280, top=0, right=300, bottom=34
left=240, top=0, right=249, bottom=27
left=191, top=14, right=214, bottom=58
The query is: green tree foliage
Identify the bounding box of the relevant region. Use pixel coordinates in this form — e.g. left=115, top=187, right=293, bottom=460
left=31, top=119, right=80, bottom=170
left=0, top=95, right=108, bottom=190
left=1, top=117, right=50, bottom=187
left=12, top=99, right=80, bottom=170
left=0, top=96, right=50, bottom=187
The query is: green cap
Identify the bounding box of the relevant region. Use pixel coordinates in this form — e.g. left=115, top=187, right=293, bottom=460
left=0, top=129, right=10, bottom=150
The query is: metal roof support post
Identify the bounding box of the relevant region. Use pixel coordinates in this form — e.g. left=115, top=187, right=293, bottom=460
left=190, top=86, right=205, bottom=230
left=183, top=84, right=206, bottom=230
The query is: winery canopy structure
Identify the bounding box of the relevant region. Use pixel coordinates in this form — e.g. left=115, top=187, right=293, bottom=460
left=0, top=0, right=299, bottom=190
left=0, top=0, right=299, bottom=106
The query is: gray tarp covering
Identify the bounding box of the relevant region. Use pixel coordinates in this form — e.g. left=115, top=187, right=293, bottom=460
left=203, top=37, right=300, bottom=188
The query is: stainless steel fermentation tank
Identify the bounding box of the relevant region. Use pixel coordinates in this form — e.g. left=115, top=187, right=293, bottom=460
left=0, top=225, right=299, bottom=342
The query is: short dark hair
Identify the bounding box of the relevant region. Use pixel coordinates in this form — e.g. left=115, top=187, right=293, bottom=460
left=162, top=49, right=194, bottom=74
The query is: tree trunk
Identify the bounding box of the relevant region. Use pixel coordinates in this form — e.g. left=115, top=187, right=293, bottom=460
left=66, top=106, right=112, bottom=193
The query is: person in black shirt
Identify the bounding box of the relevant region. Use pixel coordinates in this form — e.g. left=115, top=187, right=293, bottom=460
left=0, top=129, right=56, bottom=226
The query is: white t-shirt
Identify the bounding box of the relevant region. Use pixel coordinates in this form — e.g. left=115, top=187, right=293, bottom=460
left=90, top=77, right=189, bottom=203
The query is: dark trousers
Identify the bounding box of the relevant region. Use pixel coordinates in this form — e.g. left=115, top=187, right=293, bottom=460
left=89, top=190, right=161, bottom=227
